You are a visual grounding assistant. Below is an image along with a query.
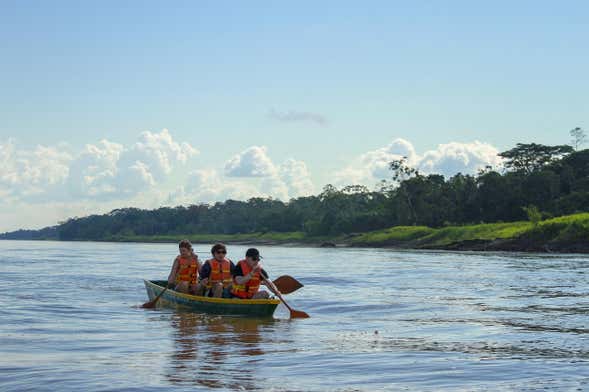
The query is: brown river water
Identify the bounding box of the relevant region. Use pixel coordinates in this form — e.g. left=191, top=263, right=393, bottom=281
left=1, top=240, right=588, bottom=391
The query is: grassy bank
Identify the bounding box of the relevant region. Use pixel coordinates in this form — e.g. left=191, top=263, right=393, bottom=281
left=103, top=212, right=589, bottom=252
left=349, top=212, right=589, bottom=251
left=348, top=221, right=532, bottom=247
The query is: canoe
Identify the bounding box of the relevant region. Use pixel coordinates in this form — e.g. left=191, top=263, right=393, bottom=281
left=143, top=280, right=281, bottom=317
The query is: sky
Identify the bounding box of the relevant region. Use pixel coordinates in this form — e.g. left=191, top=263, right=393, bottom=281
left=1, top=0, right=588, bottom=232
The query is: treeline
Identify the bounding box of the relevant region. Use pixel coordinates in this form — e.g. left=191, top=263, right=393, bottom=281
left=2, top=142, right=589, bottom=241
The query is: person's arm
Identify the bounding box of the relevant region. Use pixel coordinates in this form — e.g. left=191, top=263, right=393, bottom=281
left=167, top=257, right=179, bottom=286
left=259, top=269, right=280, bottom=295
left=234, top=263, right=264, bottom=285
left=233, top=263, right=247, bottom=285
left=194, top=253, right=201, bottom=275
left=260, top=268, right=276, bottom=289
left=199, top=261, right=211, bottom=286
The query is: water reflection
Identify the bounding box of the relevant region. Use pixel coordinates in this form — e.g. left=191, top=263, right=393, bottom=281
left=165, top=312, right=277, bottom=390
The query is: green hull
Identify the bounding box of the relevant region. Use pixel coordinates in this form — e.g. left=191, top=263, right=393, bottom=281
left=143, top=280, right=280, bottom=317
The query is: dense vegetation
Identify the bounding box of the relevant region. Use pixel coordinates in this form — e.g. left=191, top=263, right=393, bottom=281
left=2, top=142, right=588, bottom=248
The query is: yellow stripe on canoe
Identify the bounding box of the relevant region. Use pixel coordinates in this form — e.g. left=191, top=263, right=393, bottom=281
left=146, top=280, right=281, bottom=305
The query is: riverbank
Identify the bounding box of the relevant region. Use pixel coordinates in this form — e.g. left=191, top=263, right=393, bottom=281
left=348, top=213, right=589, bottom=253
left=2, top=212, right=588, bottom=253
left=79, top=212, right=589, bottom=253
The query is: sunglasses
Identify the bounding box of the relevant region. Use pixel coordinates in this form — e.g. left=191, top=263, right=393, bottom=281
left=215, top=250, right=227, bottom=254
left=251, top=257, right=260, bottom=261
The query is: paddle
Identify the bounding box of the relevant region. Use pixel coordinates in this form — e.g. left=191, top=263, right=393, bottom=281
left=272, top=275, right=303, bottom=295
left=263, top=277, right=309, bottom=319
left=141, top=284, right=170, bottom=308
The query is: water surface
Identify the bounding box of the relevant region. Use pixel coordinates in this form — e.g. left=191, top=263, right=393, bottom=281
left=1, top=241, right=588, bottom=391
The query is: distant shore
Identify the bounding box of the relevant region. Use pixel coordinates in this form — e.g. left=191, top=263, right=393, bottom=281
left=4, top=212, right=588, bottom=253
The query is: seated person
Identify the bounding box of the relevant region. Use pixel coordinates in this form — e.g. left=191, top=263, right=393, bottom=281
left=167, top=240, right=202, bottom=294
left=197, top=243, right=235, bottom=298
left=231, top=248, right=280, bottom=299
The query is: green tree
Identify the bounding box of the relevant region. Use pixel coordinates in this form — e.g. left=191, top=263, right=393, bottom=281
left=570, top=127, right=587, bottom=151
left=522, top=205, right=542, bottom=226
left=498, top=143, right=574, bottom=174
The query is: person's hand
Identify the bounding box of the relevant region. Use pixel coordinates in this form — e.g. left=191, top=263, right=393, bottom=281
left=200, top=278, right=209, bottom=286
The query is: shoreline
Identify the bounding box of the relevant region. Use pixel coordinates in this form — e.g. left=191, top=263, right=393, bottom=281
left=2, top=212, right=588, bottom=254
left=2, top=236, right=588, bottom=254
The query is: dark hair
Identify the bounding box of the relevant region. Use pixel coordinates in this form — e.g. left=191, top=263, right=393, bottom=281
left=179, top=239, right=192, bottom=250
left=245, top=248, right=261, bottom=258
left=211, top=243, right=226, bottom=255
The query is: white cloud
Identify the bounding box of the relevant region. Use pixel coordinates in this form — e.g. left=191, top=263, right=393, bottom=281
left=67, top=139, right=123, bottom=198
left=1, top=129, right=198, bottom=205
left=224, top=146, right=277, bottom=177
left=0, top=138, right=72, bottom=199
left=418, top=141, right=502, bottom=177
left=278, top=159, right=315, bottom=197
left=335, top=138, right=416, bottom=186
left=168, top=169, right=262, bottom=205
left=167, top=149, right=316, bottom=206
left=64, top=129, right=199, bottom=200
left=224, top=146, right=315, bottom=200
left=121, top=128, right=197, bottom=180
left=336, top=138, right=501, bottom=187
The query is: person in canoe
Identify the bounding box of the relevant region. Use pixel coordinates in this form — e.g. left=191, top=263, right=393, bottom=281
left=167, top=239, right=202, bottom=294
left=197, top=243, right=235, bottom=298
left=231, top=248, right=281, bottom=299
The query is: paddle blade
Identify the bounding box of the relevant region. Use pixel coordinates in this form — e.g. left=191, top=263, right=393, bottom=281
left=141, top=299, right=158, bottom=308
left=141, top=287, right=168, bottom=308
left=289, top=309, right=310, bottom=319
left=272, top=275, right=303, bottom=295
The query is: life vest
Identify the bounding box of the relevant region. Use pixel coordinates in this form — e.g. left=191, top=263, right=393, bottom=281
left=231, top=259, right=261, bottom=299
left=205, top=258, right=233, bottom=288
left=175, top=255, right=199, bottom=284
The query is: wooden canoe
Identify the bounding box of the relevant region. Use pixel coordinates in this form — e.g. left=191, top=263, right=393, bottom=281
left=143, top=280, right=281, bottom=317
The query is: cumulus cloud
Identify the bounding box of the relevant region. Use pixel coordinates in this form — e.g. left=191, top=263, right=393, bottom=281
left=120, top=129, right=197, bottom=180
left=224, top=146, right=277, bottom=177
left=336, top=138, right=502, bottom=187
left=168, top=169, right=262, bottom=205
left=418, top=141, right=502, bottom=177
left=67, top=139, right=123, bottom=198
left=335, top=138, right=417, bottom=185
left=0, top=138, right=72, bottom=199
left=65, top=129, right=198, bottom=200
left=2, top=129, right=198, bottom=203
left=278, top=159, right=315, bottom=197
left=225, top=146, right=315, bottom=199
left=269, top=109, right=328, bottom=127
left=168, top=147, right=316, bottom=205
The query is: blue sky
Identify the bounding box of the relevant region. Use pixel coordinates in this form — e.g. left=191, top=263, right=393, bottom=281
left=0, top=1, right=587, bottom=231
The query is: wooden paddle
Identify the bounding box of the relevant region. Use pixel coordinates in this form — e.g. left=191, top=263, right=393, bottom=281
left=141, top=285, right=170, bottom=308
left=263, top=277, right=309, bottom=319
left=272, top=275, right=303, bottom=295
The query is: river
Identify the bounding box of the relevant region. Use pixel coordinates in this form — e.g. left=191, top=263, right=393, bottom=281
left=1, top=240, right=588, bottom=391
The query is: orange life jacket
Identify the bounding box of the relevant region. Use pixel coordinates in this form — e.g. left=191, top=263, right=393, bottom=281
left=231, top=259, right=261, bottom=299
left=175, top=255, right=199, bottom=284
left=205, top=258, right=233, bottom=288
